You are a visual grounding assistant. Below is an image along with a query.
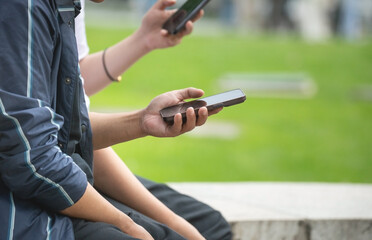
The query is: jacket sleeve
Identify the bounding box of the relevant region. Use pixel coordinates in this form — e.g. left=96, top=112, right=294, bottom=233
left=0, top=0, right=87, bottom=211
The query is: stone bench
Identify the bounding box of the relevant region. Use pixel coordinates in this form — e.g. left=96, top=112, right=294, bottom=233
left=168, top=182, right=372, bottom=240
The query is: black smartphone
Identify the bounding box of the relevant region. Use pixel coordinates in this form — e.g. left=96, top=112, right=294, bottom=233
left=160, top=89, right=246, bottom=124
left=162, top=0, right=211, bottom=35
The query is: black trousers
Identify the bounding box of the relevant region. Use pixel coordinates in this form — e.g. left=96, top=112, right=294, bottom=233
left=72, top=176, right=232, bottom=240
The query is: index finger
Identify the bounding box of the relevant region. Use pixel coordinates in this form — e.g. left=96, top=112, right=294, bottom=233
left=191, top=9, right=204, bottom=23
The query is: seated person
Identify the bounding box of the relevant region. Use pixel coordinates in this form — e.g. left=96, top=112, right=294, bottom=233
left=75, top=0, right=232, bottom=239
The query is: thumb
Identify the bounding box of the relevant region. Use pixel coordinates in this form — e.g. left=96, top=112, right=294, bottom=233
left=155, top=0, right=177, bottom=11
left=176, top=87, right=204, bottom=101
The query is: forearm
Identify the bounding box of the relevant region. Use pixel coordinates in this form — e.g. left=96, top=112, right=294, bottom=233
left=61, top=182, right=154, bottom=239
left=61, top=183, right=133, bottom=230
left=89, top=111, right=147, bottom=150
left=93, top=148, right=176, bottom=221
left=80, top=30, right=151, bottom=96
left=93, top=147, right=204, bottom=239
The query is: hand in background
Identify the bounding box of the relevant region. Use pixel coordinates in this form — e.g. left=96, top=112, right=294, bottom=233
left=138, top=0, right=204, bottom=50
left=141, top=88, right=222, bottom=138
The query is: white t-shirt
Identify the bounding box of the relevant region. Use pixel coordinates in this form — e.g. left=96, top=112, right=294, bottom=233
left=75, top=0, right=91, bottom=108
left=75, top=0, right=89, bottom=61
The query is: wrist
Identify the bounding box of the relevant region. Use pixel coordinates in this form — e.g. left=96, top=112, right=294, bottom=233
left=132, top=28, right=153, bottom=54
left=168, top=215, right=205, bottom=240
left=118, top=110, right=148, bottom=141
left=138, top=108, right=150, bottom=137
left=115, top=212, right=137, bottom=234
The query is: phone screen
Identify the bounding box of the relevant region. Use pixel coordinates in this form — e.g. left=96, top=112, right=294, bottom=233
left=160, top=89, right=246, bottom=124
left=163, top=0, right=210, bottom=34
left=180, top=0, right=205, bottom=12
left=200, top=89, right=245, bottom=106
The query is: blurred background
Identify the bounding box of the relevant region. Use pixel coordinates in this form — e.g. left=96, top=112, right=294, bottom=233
left=85, top=0, right=372, bottom=183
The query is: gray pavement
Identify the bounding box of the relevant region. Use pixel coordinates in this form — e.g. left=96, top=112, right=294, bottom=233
left=185, top=121, right=241, bottom=140
left=168, top=182, right=372, bottom=240
left=218, top=73, right=317, bottom=99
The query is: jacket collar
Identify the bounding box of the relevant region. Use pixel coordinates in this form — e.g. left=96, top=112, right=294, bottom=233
left=56, top=0, right=81, bottom=24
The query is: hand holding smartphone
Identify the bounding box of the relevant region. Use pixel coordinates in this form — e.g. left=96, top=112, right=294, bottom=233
left=160, top=89, right=246, bottom=124
left=162, top=0, right=211, bottom=35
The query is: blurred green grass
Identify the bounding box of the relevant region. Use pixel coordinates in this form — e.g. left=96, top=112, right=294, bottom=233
left=87, top=27, right=372, bottom=183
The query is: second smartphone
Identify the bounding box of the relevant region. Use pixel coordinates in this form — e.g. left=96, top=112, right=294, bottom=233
left=162, top=0, right=211, bottom=35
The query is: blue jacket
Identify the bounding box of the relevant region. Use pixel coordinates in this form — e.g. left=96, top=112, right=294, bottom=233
left=0, top=0, right=92, bottom=239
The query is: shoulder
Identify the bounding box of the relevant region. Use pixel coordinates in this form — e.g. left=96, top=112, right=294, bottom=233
left=0, top=0, right=57, bottom=17
left=0, top=0, right=58, bottom=32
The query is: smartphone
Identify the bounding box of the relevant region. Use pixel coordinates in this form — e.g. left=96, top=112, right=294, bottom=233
left=162, top=0, right=211, bottom=35
left=160, top=89, right=246, bottom=124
